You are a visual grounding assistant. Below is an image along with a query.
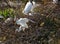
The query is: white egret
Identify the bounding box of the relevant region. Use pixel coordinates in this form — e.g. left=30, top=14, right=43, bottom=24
left=16, top=18, right=36, bottom=32
left=16, top=18, right=29, bottom=32
left=22, top=0, right=33, bottom=15
left=22, top=0, right=36, bottom=15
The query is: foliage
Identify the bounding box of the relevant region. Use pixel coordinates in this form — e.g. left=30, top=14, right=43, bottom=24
left=0, top=8, right=14, bottom=19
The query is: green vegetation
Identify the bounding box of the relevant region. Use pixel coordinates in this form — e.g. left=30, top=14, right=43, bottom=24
left=0, top=8, right=14, bottom=19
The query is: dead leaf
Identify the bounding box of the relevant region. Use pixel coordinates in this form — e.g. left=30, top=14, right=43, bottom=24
left=40, top=22, right=45, bottom=26
left=3, top=36, right=6, bottom=41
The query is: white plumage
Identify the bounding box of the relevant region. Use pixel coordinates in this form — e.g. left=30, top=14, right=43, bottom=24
left=16, top=18, right=36, bottom=32
left=22, top=1, right=36, bottom=15
left=22, top=1, right=33, bottom=15
left=16, top=18, right=29, bottom=32
left=31, top=1, right=36, bottom=12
